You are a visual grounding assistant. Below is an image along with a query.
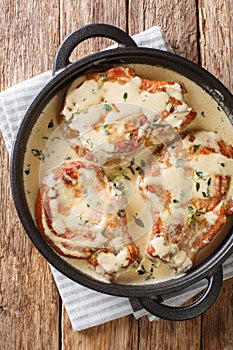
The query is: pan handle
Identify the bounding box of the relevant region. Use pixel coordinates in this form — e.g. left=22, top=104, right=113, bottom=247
left=53, top=23, right=137, bottom=73
left=136, top=267, right=223, bottom=321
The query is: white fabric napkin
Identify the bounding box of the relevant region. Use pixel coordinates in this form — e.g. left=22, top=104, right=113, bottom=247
left=0, top=26, right=232, bottom=331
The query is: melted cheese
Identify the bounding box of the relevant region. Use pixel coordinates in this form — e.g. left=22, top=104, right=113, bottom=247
left=96, top=247, right=131, bottom=274
left=23, top=64, right=233, bottom=284
left=62, top=74, right=193, bottom=132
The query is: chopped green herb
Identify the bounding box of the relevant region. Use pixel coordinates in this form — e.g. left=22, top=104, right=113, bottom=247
left=104, top=126, right=111, bottom=135
left=119, top=168, right=131, bottom=180
left=123, top=92, right=128, bottom=101
left=194, top=170, right=211, bottom=198
left=110, top=167, right=131, bottom=182
left=101, top=228, right=107, bottom=236
left=128, top=165, right=135, bottom=175
left=24, top=165, right=30, bottom=175
left=145, top=270, right=155, bottom=280
left=99, top=124, right=111, bottom=135
left=117, top=209, right=125, bottom=218
left=137, top=264, right=146, bottom=275
left=103, top=104, right=112, bottom=111
left=130, top=157, right=135, bottom=166
left=113, top=181, right=125, bottom=194
left=101, top=74, right=108, bottom=81
left=220, top=163, right=225, bottom=167
left=48, top=120, right=54, bottom=128
left=31, top=148, right=45, bottom=161
left=127, top=158, right=135, bottom=175
left=166, top=102, right=173, bottom=112
left=151, top=122, right=162, bottom=129
left=140, top=159, right=146, bottom=167
left=132, top=256, right=142, bottom=268
left=201, top=111, right=206, bottom=117
left=151, top=263, right=158, bottom=268
left=173, top=199, right=179, bottom=203
left=109, top=174, right=117, bottom=181
left=193, top=144, right=200, bottom=152
left=134, top=216, right=144, bottom=228
left=187, top=205, right=197, bottom=226
left=86, top=138, right=93, bottom=149
left=197, top=210, right=205, bottom=216
left=77, top=212, right=88, bottom=225
left=195, top=170, right=204, bottom=178
left=137, top=263, right=156, bottom=280
left=135, top=166, right=145, bottom=176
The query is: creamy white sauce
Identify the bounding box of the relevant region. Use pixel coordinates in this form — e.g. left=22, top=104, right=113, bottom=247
left=23, top=64, right=233, bottom=285
left=62, top=74, right=193, bottom=135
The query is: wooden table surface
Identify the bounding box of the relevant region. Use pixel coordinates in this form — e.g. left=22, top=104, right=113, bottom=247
left=0, top=1, right=232, bottom=349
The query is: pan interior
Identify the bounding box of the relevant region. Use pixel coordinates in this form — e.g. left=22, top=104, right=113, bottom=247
left=22, top=63, right=233, bottom=287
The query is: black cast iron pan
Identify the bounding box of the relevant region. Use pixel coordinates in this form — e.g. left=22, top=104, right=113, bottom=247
left=11, top=24, right=233, bottom=321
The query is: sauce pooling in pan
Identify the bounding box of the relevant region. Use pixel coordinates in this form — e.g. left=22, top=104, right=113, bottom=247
left=24, top=65, right=233, bottom=284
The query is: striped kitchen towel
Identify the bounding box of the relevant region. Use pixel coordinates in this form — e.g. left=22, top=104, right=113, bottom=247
left=0, top=26, right=232, bottom=331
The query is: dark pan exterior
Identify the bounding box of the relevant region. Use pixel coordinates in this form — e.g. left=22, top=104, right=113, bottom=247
left=10, top=24, right=233, bottom=320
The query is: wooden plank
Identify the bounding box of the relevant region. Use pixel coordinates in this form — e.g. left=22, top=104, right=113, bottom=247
left=59, top=0, right=138, bottom=349
left=198, top=0, right=233, bottom=91
left=128, top=0, right=199, bottom=62
left=201, top=279, right=233, bottom=350
left=199, top=2, right=233, bottom=348
left=62, top=305, right=139, bottom=350
left=0, top=0, right=60, bottom=88
left=0, top=1, right=231, bottom=349
left=128, top=1, right=201, bottom=349
left=139, top=316, right=201, bottom=350
left=59, top=0, right=128, bottom=63
left=0, top=1, right=61, bottom=349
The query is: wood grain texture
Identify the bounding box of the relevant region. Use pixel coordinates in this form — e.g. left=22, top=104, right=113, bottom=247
left=138, top=316, right=201, bottom=350
left=62, top=305, right=139, bottom=350
left=199, top=2, right=233, bottom=347
left=128, top=0, right=199, bottom=62
left=0, top=0, right=60, bottom=88
left=0, top=1, right=60, bottom=349
left=201, top=279, right=233, bottom=350
left=0, top=0, right=232, bottom=349
left=60, top=0, right=128, bottom=63
left=198, top=0, right=233, bottom=91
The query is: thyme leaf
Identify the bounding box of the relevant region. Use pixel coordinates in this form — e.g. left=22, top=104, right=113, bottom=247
left=103, top=104, right=112, bottom=111
left=196, top=182, right=200, bottom=192
left=123, top=92, right=128, bottom=101
left=117, top=209, right=125, bottom=218
left=193, top=144, right=200, bottom=152
left=173, top=199, right=179, bottom=203
left=31, top=148, right=45, bottom=161
left=48, top=120, right=54, bottom=128
left=134, top=216, right=144, bottom=228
